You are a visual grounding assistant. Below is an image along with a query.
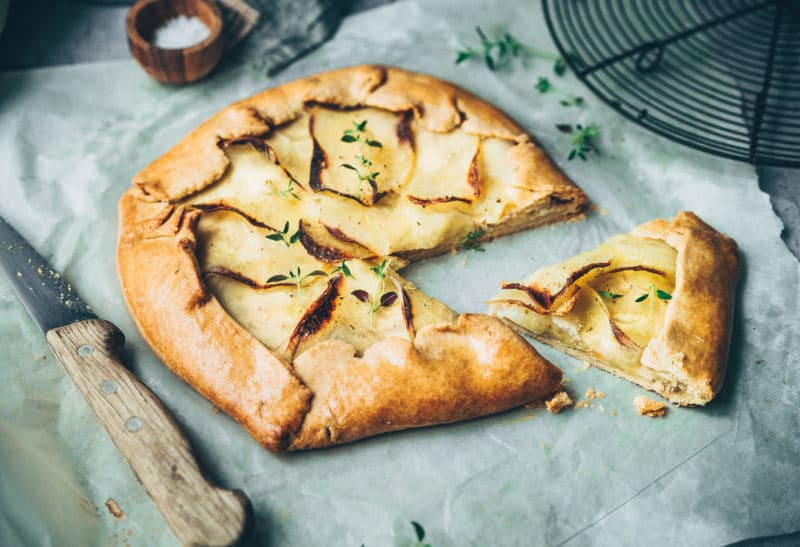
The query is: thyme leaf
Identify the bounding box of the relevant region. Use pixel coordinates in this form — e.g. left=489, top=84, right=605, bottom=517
left=656, top=289, right=672, bottom=300
left=635, top=293, right=649, bottom=302
left=330, top=259, right=354, bottom=279
left=461, top=229, right=486, bottom=252
left=568, top=124, right=599, bottom=161
left=536, top=77, right=584, bottom=107
left=410, top=521, right=433, bottom=547
left=266, top=178, right=301, bottom=200
left=597, top=289, right=622, bottom=300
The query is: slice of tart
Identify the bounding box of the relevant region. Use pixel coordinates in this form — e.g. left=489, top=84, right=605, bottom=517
left=489, top=211, right=739, bottom=405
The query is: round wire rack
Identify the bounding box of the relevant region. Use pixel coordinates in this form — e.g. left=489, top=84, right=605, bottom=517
left=543, top=0, right=800, bottom=167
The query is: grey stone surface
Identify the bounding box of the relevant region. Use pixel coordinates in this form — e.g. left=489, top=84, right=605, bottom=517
left=0, top=0, right=796, bottom=259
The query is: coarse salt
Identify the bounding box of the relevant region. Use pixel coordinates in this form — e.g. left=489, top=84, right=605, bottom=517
left=152, top=15, right=210, bottom=49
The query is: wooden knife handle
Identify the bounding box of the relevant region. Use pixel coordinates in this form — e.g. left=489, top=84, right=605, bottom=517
left=47, top=319, right=248, bottom=547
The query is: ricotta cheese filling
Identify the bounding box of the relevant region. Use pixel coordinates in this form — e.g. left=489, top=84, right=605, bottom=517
left=182, top=105, right=562, bottom=362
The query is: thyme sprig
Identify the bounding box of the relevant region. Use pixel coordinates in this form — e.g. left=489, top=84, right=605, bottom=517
left=455, top=27, right=564, bottom=74
left=596, top=283, right=672, bottom=303
left=329, top=259, right=354, bottom=279
left=460, top=229, right=486, bottom=252
left=340, top=120, right=383, bottom=195
left=265, top=222, right=326, bottom=300
left=351, top=259, right=397, bottom=325
left=636, top=283, right=672, bottom=302
left=266, top=178, right=301, bottom=200
left=535, top=77, right=584, bottom=107
left=557, top=123, right=599, bottom=161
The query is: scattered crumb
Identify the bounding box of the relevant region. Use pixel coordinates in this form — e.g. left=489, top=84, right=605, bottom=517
left=634, top=396, right=667, bottom=417
left=37, top=266, right=43, bottom=275
left=545, top=391, right=573, bottom=414
left=461, top=259, right=467, bottom=267
left=105, top=498, right=126, bottom=520
left=574, top=399, right=590, bottom=409
left=599, top=405, right=605, bottom=413
left=562, top=376, right=571, bottom=384
left=611, top=410, right=617, bottom=416
left=600, top=208, right=608, bottom=216
left=540, top=442, right=545, bottom=449
left=126, top=529, right=132, bottom=536
left=585, top=387, right=605, bottom=399
left=210, top=405, right=221, bottom=415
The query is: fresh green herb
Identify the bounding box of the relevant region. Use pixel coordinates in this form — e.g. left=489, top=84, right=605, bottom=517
left=553, top=56, right=567, bottom=75
left=340, top=120, right=383, bottom=195
left=329, top=259, right=354, bottom=279
left=568, top=124, right=599, bottom=161
left=265, top=222, right=326, bottom=300
left=461, top=229, right=486, bottom=252
left=535, top=77, right=584, bottom=107
left=597, top=289, right=622, bottom=300
left=351, top=259, right=397, bottom=325
left=410, top=521, right=432, bottom=547
left=636, top=283, right=672, bottom=303
left=455, top=27, right=564, bottom=73
left=266, top=178, right=301, bottom=200
left=535, top=76, right=553, bottom=93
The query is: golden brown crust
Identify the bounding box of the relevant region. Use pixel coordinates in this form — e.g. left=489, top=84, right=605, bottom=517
left=492, top=211, right=739, bottom=406
left=634, top=211, right=739, bottom=404
left=290, top=314, right=562, bottom=449
left=118, top=65, right=583, bottom=451
left=117, top=194, right=313, bottom=451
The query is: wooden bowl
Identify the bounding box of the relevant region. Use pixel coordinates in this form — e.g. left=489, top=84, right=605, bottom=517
left=126, top=0, right=224, bottom=85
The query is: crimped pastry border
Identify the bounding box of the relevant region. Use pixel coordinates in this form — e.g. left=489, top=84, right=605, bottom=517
left=118, top=65, right=586, bottom=451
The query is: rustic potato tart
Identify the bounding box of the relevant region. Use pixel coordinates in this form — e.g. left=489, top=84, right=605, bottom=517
left=118, top=65, right=588, bottom=451
left=490, top=211, right=739, bottom=406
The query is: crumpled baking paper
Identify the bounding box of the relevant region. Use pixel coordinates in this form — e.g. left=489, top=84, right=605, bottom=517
left=1, top=1, right=798, bottom=545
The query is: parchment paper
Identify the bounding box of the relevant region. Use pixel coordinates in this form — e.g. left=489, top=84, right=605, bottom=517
left=1, top=1, right=798, bottom=545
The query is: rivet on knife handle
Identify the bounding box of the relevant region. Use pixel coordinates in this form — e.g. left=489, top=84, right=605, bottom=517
left=46, top=318, right=249, bottom=547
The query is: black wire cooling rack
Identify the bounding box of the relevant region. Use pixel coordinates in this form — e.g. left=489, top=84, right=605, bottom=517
left=543, top=0, right=800, bottom=167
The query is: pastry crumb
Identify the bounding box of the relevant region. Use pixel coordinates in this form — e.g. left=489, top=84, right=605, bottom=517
left=585, top=387, right=605, bottom=399
left=545, top=391, right=573, bottom=414
left=105, top=498, right=126, bottom=520
left=634, top=396, right=667, bottom=417
left=610, top=409, right=617, bottom=416
left=540, top=441, right=545, bottom=449
left=574, top=399, right=590, bottom=409
left=599, top=405, right=605, bottom=413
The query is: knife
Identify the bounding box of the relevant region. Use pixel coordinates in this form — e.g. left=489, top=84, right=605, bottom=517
left=0, top=216, right=249, bottom=547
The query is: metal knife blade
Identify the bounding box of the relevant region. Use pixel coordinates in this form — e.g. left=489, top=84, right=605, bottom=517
left=0, top=216, right=96, bottom=332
